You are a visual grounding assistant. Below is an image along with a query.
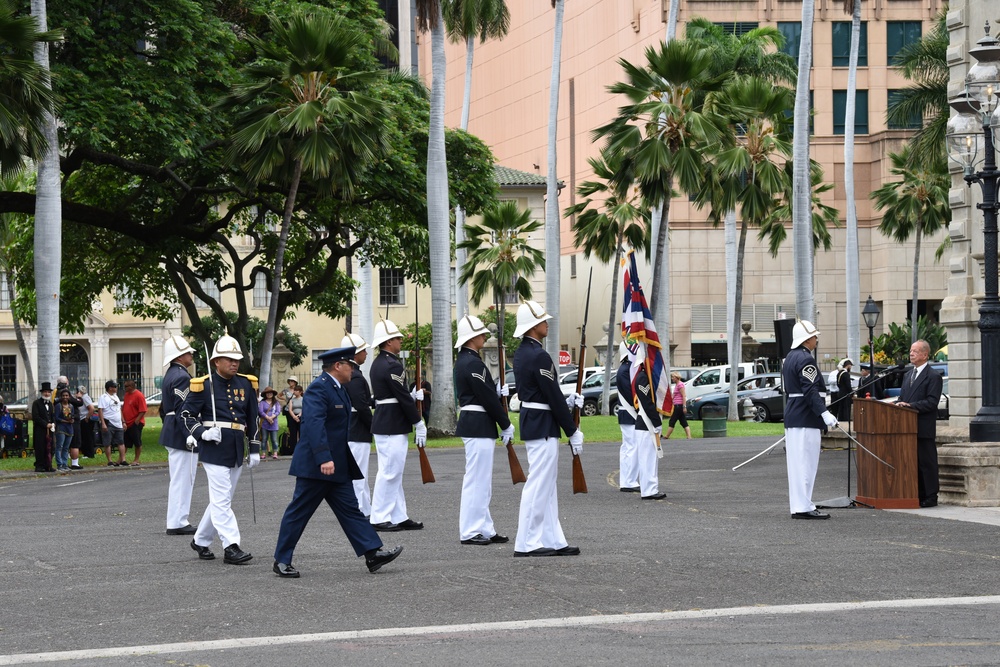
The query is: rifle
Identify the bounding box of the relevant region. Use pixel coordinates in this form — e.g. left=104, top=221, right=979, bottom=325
left=569, top=269, right=592, bottom=494
left=496, top=294, right=526, bottom=484
left=414, top=295, right=435, bottom=484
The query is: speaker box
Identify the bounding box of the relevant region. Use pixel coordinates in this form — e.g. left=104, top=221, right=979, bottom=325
left=774, top=318, right=795, bottom=360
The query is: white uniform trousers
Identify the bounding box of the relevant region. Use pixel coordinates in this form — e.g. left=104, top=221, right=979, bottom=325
left=514, top=437, right=568, bottom=553
left=619, top=424, right=638, bottom=488
left=370, top=433, right=410, bottom=525
left=459, top=437, right=497, bottom=540
left=166, top=448, right=200, bottom=530
left=193, top=462, right=243, bottom=549
left=348, top=441, right=372, bottom=517
left=785, top=427, right=821, bottom=514
left=634, top=429, right=660, bottom=496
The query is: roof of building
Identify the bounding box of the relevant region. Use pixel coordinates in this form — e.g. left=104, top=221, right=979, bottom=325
left=494, top=164, right=549, bottom=188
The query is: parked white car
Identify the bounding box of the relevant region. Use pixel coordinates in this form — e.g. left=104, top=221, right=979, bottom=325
left=558, top=366, right=607, bottom=396
left=684, top=363, right=761, bottom=402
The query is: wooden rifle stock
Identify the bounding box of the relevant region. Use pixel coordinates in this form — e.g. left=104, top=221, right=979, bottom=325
left=414, top=303, right=434, bottom=484
left=569, top=269, right=593, bottom=494
left=496, top=306, right=526, bottom=484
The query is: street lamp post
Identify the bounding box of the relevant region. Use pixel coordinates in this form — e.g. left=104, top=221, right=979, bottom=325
left=862, top=295, right=881, bottom=364
left=947, top=22, right=1000, bottom=442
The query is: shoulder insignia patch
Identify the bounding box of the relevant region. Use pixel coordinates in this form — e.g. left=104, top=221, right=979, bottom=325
left=540, top=368, right=555, bottom=381
left=391, top=372, right=406, bottom=386
left=189, top=375, right=208, bottom=392
left=801, top=365, right=818, bottom=383
left=173, top=387, right=190, bottom=402
left=472, top=371, right=486, bottom=383
left=239, top=373, right=259, bottom=390
left=637, top=384, right=650, bottom=396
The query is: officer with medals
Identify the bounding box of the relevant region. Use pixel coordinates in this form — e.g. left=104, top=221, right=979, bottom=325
left=511, top=300, right=582, bottom=557
left=181, top=335, right=261, bottom=563
left=615, top=343, right=640, bottom=493
left=368, top=319, right=426, bottom=532
left=341, top=333, right=374, bottom=517
left=160, top=335, right=199, bottom=535
left=272, top=346, right=403, bottom=577
left=454, top=315, right=514, bottom=546
left=782, top=320, right=838, bottom=520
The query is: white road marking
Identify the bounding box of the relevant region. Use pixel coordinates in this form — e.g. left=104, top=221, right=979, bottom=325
left=55, top=479, right=95, bottom=488
left=2, top=595, right=999, bottom=664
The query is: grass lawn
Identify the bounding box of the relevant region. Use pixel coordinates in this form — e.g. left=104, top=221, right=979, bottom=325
left=0, top=414, right=784, bottom=472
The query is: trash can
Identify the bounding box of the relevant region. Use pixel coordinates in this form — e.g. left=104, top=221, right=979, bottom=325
left=701, top=404, right=727, bottom=438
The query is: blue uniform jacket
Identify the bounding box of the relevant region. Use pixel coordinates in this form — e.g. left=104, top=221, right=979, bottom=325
left=513, top=337, right=577, bottom=441
left=615, top=360, right=636, bottom=426
left=345, top=362, right=373, bottom=443
left=180, top=371, right=260, bottom=467
left=289, top=372, right=363, bottom=483
left=370, top=350, right=421, bottom=435
left=454, top=346, right=511, bottom=439
left=159, top=361, right=193, bottom=451
left=632, top=369, right=663, bottom=432
left=782, top=347, right=828, bottom=430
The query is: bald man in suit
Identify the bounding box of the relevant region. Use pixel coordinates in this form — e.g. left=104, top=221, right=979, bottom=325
left=896, top=340, right=943, bottom=508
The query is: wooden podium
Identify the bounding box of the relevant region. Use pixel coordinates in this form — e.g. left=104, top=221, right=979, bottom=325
left=853, top=398, right=919, bottom=509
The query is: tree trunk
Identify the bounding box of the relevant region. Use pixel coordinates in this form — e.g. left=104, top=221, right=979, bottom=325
left=725, top=209, right=737, bottom=419
left=358, top=258, right=374, bottom=376
left=31, top=0, right=61, bottom=389
left=544, top=0, right=565, bottom=363
left=912, top=224, right=922, bottom=347
left=601, top=233, right=623, bottom=416
left=665, top=0, right=680, bottom=41
left=428, top=11, right=456, bottom=433
left=344, top=229, right=353, bottom=332
left=455, top=36, right=475, bottom=322
left=728, top=219, right=749, bottom=421
left=844, top=0, right=862, bottom=365
left=792, top=0, right=816, bottom=323
left=7, top=277, right=34, bottom=394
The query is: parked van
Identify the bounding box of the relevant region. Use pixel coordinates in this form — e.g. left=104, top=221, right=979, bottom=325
left=684, top=363, right=762, bottom=402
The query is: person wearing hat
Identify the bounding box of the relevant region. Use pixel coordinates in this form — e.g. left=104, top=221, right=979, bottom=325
left=856, top=364, right=884, bottom=400
left=368, top=319, right=426, bottom=531
left=97, top=380, right=127, bottom=467
left=615, top=342, right=639, bottom=493
left=159, top=334, right=201, bottom=535
left=341, top=333, right=374, bottom=517
left=782, top=320, right=839, bottom=520
left=454, top=315, right=515, bottom=546
left=258, top=386, right=281, bottom=460
left=273, top=346, right=403, bottom=577
left=31, top=382, right=55, bottom=472
left=834, top=358, right=854, bottom=422
left=511, top=300, right=583, bottom=557
left=181, top=335, right=261, bottom=564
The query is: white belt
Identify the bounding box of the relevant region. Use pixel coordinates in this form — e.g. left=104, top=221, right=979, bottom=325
left=459, top=404, right=486, bottom=413
left=521, top=401, right=551, bottom=411
left=165, top=411, right=176, bottom=416
left=203, top=420, right=246, bottom=431
left=618, top=402, right=637, bottom=418
left=787, top=393, right=826, bottom=398
left=376, top=398, right=398, bottom=405
left=351, top=408, right=357, bottom=413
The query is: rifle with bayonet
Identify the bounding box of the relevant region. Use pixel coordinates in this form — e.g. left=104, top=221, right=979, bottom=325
left=569, top=269, right=592, bottom=494
left=496, top=294, right=526, bottom=484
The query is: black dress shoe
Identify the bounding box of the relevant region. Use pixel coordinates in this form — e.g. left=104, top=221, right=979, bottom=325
left=620, top=486, right=641, bottom=493
left=919, top=498, right=938, bottom=508
left=489, top=533, right=509, bottom=544
left=554, top=545, right=581, bottom=556
left=641, top=493, right=667, bottom=500
left=460, top=534, right=491, bottom=546
left=513, top=548, right=557, bottom=558
left=223, top=544, right=253, bottom=564
left=166, top=525, right=196, bottom=535
left=372, top=521, right=402, bottom=532
left=366, top=546, right=403, bottom=573
left=70, top=465, right=83, bottom=470
left=791, top=510, right=831, bottom=520
left=190, top=539, right=215, bottom=560
left=398, top=519, right=424, bottom=530
left=273, top=561, right=300, bottom=578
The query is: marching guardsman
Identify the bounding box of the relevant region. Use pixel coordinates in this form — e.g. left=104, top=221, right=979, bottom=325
left=454, top=315, right=514, bottom=546
left=782, top=320, right=838, bottom=520
left=615, top=343, right=639, bottom=493
left=181, top=335, right=261, bottom=563
left=160, top=335, right=199, bottom=535
left=631, top=363, right=665, bottom=500
left=368, top=319, right=426, bottom=532
left=511, top=300, right=582, bottom=558
left=342, top=332, right=374, bottom=517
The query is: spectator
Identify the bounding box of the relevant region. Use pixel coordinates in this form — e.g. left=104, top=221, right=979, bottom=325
left=0, top=393, right=9, bottom=453
left=77, top=386, right=97, bottom=459
left=31, top=382, right=55, bottom=472
left=258, top=387, right=281, bottom=460
left=97, top=380, right=127, bottom=467
left=54, top=389, right=76, bottom=471
left=281, top=376, right=300, bottom=417
left=122, top=380, right=148, bottom=465
left=287, top=385, right=304, bottom=452
left=57, top=376, right=84, bottom=465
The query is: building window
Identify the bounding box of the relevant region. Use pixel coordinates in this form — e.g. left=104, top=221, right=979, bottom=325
left=777, top=22, right=801, bottom=61
left=833, top=90, right=869, bottom=135
left=570, top=254, right=577, bottom=278
left=253, top=272, right=270, bottom=309
left=887, top=21, right=922, bottom=65
left=711, top=22, right=759, bottom=37
left=0, top=272, right=9, bottom=310
left=379, top=268, right=405, bottom=306
left=0, top=354, right=15, bottom=399
left=311, top=350, right=327, bottom=379
left=116, top=353, right=142, bottom=387
left=113, top=287, right=133, bottom=310
left=194, top=279, right=220, bottom=309
left=887, top=90, right=922, bottom=130
left=832, top=21, right=867, bottom=67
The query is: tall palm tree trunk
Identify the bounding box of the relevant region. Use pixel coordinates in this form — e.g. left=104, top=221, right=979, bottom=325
left=358, top=258, right=374, bottom=375
left=728, top=220, right=749, bottom=420
left=725, top=209, right=738, bottom=419
left=600, top=234, right=623, bottom=415
left=844, top=0, right=862, bottom=365
left=544, top=0, right=565, bottom=362
left=911, top=225, right=921, bottom=346
left=454, top=36, right=476, bottom=323
left=792, top=0, right=816, bottom=323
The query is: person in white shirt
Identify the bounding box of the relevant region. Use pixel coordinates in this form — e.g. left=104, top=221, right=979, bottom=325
left=97, top=381, right=127, bottom=467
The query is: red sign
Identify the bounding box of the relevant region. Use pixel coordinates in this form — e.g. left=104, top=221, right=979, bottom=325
left=558, top=350, right=572, bottom=366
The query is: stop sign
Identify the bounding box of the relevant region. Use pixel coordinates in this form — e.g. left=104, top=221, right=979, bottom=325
left=558, top=350, right=572, bottom=366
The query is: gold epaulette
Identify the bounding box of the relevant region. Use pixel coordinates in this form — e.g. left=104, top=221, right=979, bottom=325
left=240, top=373, right=259, bottom=390
left=190, top=375, right=209, bottom=392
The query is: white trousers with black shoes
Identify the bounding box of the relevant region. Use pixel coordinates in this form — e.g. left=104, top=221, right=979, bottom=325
left=459, top=437, right=497, bottom=540
left=166, top=448, right=200, bottom=530
left=515, top=437, right=568, bottom=553
left=785, top=427, right=821, bottom=514
left=634, top=429, right=660, bottom=496
left=194, top=462, right=243, bottom=549
left=619, top=424, right=638, bottom=488
left=370, top=433, right=410, bottom=525
left=348, top=441, right=372, bottom=517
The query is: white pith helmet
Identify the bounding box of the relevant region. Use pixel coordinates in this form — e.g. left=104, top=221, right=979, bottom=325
left=371, top=319, right=403, bottom=348
left=790, top=320, right=820, bottom=349
left=513, top=300, right=552, bottom=338
left=619, top=342, right=629, bottom=360
left=455, top=315, right=490, bottom=348
left=163, top=335, right=195, bottom=367
left=341, top=332, right=368, bottom=353
left=210, top=335, right=244, bottom=361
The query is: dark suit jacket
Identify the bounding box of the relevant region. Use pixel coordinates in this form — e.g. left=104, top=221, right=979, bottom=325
left=898, top=365, right=943, bottom=440
left=513, top=336, right=577, bottom=440
left=289, top=372, right=363, bottom=483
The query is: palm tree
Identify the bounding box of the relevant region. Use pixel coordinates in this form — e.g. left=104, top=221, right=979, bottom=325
left=759, top=159, right=839, bottom=258
left=458, top=200, right=544, bottom=307
left=221, top=12, right=397, bottom=388
left=444, top=0, right=511, bottom=324
left=871, top=144, right=950, bottom=346
left=843, top=0, right=863, bottom=367
left=544, top=0, right=565, bottom=362
left=567, top=148, right=650, bottom=415
left=792, top=0, right=818, bottom=322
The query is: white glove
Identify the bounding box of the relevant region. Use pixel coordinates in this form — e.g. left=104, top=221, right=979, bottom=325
left=247, top=453, right=260, bottom=469
left=566, top=392, right=584, bottom=410
left=201, top=426, right=222, bottom=442
left=185, top=435, right=197, bottom=451
left=410, top=388, right=424, bottom=402
left=48, top=423, right=56, bottom=432
left=821, top=411, right=839, bottom=429
left=654, top=425, right=662, bottom=435
left=414, top=421, right=427, bottom=446
left=496, top=382, right=509, bottom=398
left=500, top=424, right=515, bottom=445
left=569, top=429, right=583, bottom=455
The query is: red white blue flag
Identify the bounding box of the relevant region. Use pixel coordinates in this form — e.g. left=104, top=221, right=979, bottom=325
left=621, top=250, right=671, bottom=416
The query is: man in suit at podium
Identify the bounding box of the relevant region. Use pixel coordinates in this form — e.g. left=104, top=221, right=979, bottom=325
left=896, top=340, right=943, bottom=508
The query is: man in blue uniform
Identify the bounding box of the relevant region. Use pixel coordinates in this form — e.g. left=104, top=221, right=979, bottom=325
left=160, top=335, right=199, bottom=535
left=342, top=333, right=374, bottom=517
left=782, top=320, right=839, bottom=519
left=454, top=315, right=515, bottom=546
left=273, top=346, right=403, bottom=578
left=615, top=343, right=639, bottom=493
left=512, top=300, right=583, bottom=557
left=369, top=319, right=426, bottom=532
left=181, top=335, right=261, bottom=563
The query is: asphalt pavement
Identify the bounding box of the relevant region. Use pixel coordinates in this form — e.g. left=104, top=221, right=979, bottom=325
left=1, top=435, right=999, bottom=666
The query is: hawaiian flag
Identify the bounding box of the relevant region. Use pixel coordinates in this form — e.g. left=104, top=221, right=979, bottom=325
left=621, top=250, right=671, bottom=416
